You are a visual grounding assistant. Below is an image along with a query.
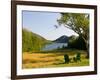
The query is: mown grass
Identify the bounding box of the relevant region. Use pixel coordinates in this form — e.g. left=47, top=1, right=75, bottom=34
left=22, top=50, right=89, bottom=69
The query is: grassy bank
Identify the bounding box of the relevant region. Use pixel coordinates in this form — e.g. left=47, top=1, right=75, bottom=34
left=22, top=50, right=89, bottom=69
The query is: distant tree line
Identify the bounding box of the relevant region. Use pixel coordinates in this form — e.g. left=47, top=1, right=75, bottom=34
left=68, top=35, right=86, bottom=50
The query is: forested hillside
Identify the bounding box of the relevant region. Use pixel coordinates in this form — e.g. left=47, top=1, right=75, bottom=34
left=22, top=28, right=47, bottom=52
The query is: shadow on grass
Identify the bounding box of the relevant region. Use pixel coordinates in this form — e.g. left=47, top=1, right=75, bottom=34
left=53, top=62, right=67, bottom=65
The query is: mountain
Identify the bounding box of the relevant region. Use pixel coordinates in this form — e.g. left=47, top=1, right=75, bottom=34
left=53, top=35, right=69, bottom=43
left=22, top=28, right=48, bottom=52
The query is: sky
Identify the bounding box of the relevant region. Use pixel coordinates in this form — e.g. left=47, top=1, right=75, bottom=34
left=22, top=11, right=78, bottom=40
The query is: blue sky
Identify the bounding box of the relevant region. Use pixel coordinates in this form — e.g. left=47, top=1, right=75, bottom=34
left=22, top=11, right=78, bottom=40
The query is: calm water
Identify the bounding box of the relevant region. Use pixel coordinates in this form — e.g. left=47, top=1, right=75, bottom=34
left=42, top=43, right=68, bottom=51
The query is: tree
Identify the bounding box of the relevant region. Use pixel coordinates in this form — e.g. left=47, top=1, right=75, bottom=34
left=57, top=13, right=89, bottom=58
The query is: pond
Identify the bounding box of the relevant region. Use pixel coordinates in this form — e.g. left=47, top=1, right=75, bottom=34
left=42, top=42, right=68, bottom=51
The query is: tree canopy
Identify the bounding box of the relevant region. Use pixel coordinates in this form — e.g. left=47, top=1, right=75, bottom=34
left=57, top=13, right=89, bottom=43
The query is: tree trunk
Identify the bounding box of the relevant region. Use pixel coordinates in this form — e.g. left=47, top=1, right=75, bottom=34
left=80, top=35, right=89, bottom=58
left=86, top=42, right=89, bottom=58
